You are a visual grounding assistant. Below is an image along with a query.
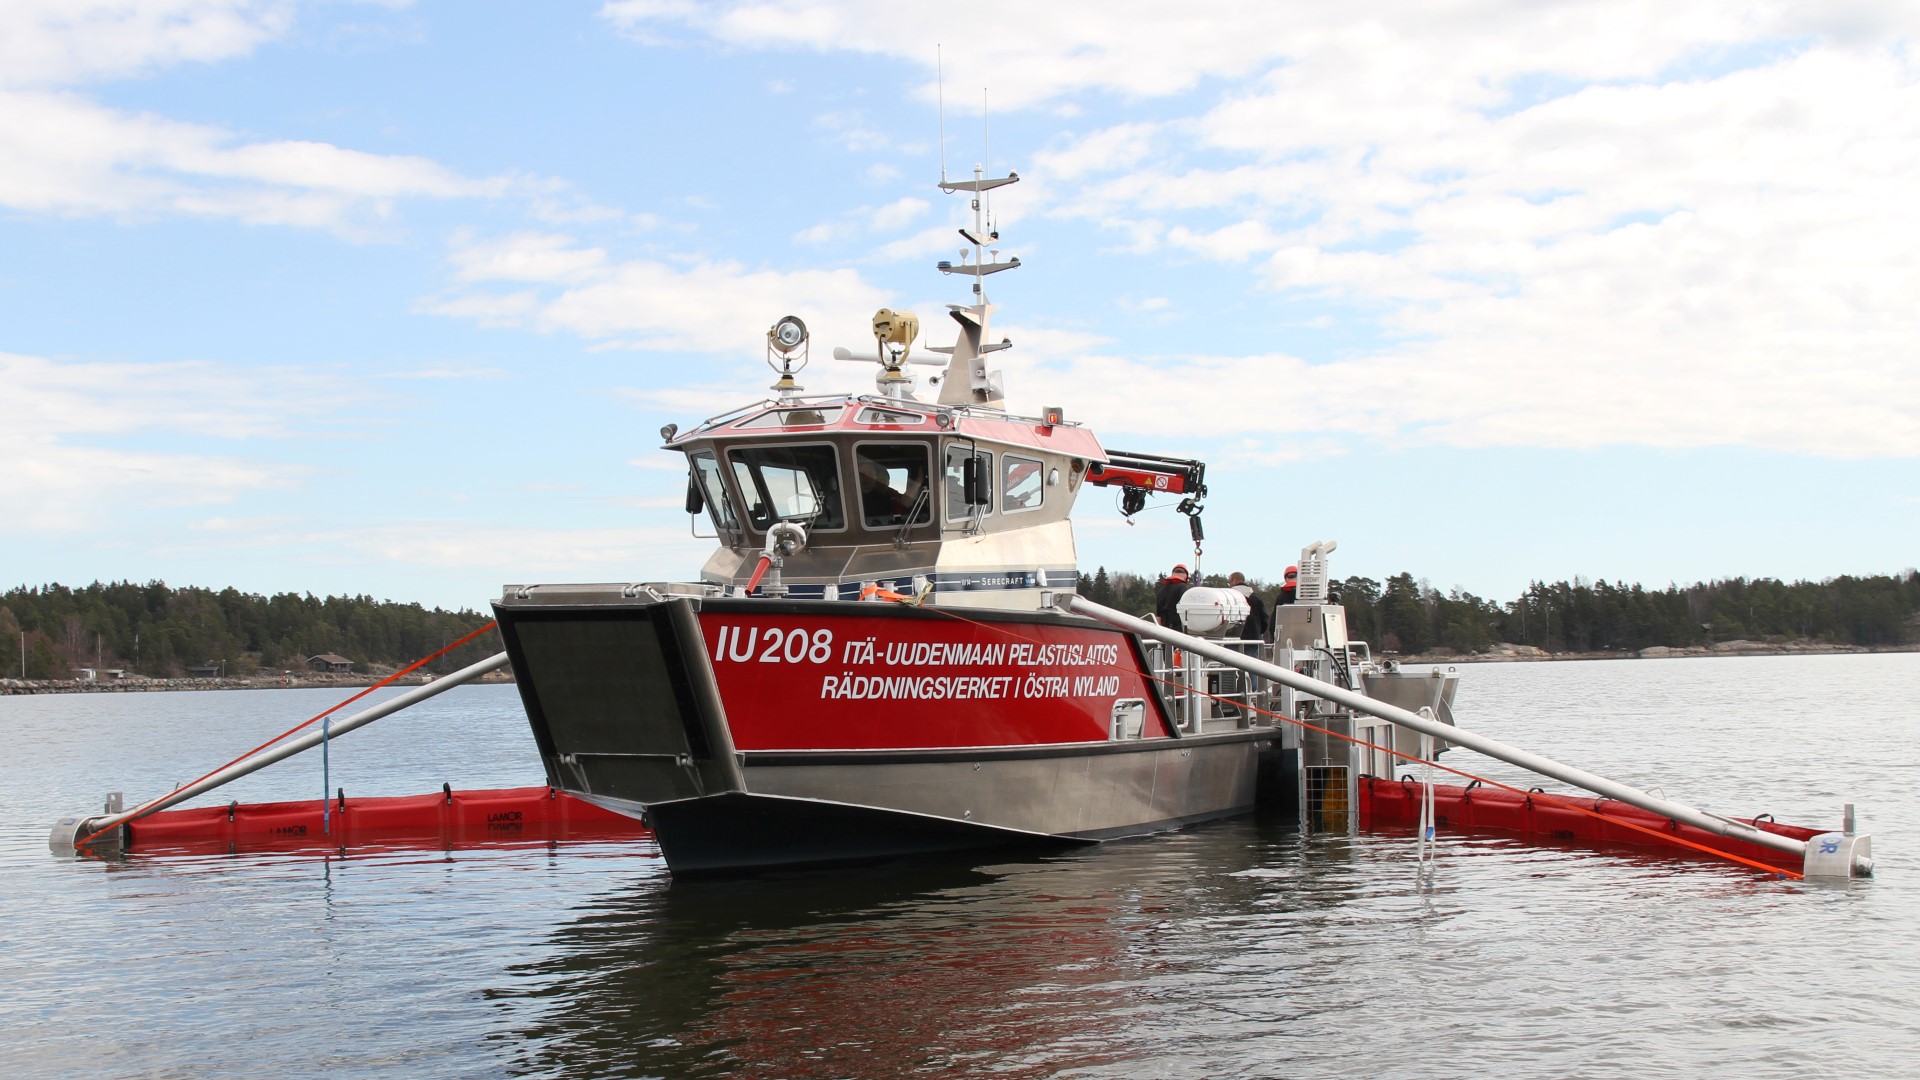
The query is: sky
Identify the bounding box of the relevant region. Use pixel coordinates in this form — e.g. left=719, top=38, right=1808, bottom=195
left=4, top=0, right=1917, bottom=613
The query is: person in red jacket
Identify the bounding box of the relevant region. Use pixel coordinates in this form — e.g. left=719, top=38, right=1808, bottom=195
left=1154, top=564, right=1192, bottom=631
left=1275, top=565, right=1299, bottom=608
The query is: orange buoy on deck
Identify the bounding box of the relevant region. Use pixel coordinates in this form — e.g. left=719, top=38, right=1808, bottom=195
left=123, top=786, right=648, bottom=856
left=1359, top=776, right=1824, bottom=874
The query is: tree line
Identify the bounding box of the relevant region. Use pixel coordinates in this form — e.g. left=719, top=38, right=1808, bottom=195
left=1077, top=566, right=1920, bottom=654
left=1, top=581, right=499, bottom=680
left=6, top=567, right=1913, bottom=680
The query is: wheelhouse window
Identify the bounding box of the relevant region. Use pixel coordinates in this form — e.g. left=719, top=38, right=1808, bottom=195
left=728, top=444, right=845, bottom=531
left=855, top=406, right=927, bottom=427
left=854, top=444, right=932, bottom=529
left=944, top=443, right=992, bottom=522
left=1003, top=454, right=1045, bottom=513
left=690, top=452, right=739, bottom=532
left=736, top=406, right=843, bottom=429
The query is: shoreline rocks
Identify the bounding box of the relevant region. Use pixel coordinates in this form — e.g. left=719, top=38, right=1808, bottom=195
left=1399, top=640, right=1904, bottom=665
left=0, top=671, right=516, bottom=695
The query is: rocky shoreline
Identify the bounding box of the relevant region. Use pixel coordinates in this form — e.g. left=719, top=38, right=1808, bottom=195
left=0, top=671, right=517, bottom=695
left=1401, top=639, right=1913, bottom=665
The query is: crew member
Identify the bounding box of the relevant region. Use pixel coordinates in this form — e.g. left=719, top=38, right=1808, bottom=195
left=1155, top=564, right=1193, bottom=631
left=1228, top=571, right=1267, bottom=649
left=858, top=458, right=910, bottom=523
left=1225, top=572, right=1268, bottom=711
left=1275, top=565, right=1299, bottom=608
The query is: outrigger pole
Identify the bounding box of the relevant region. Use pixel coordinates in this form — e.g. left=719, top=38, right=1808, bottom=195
left=1052, top=593, right=1874, bottom=879
left=51, top=651, right=511, bottom=854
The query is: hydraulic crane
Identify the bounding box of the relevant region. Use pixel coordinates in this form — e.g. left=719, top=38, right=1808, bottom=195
left=1086, top=449, right=1208, bottom=549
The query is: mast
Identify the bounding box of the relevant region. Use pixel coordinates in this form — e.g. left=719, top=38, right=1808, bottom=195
left=930, top=164, right=1020, bottom=408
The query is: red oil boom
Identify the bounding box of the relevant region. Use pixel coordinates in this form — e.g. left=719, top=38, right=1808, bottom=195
left=49, top=647, right=641, bottom=858
left=1053, top=592, right=1874, bottom=880
left=122, top=785, right=644, bottom=857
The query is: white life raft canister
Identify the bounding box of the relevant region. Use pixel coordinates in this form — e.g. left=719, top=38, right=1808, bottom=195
left=1175, top=586, right=1250, bottom=636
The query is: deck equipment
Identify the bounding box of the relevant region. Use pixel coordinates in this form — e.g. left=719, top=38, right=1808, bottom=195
left=1053, top=591, right=1873, bottom=880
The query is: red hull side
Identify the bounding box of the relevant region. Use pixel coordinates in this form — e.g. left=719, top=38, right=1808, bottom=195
left=698, top=610, right=1172, bottom=750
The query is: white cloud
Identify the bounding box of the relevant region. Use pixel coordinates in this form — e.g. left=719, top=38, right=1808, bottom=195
left=618, top=383, right=760, bottom=418
left=793, top=219, right=853, bottom=246
left=794, top=196, right=928, bottom=246
left=540, top=262, right=885, bottom=351
left=1002, top=319, right=1920, bottom=459
left=0, top=4, right=513, bottom=230
left=1, top=351, right=341, bottom=530
left=324, top=523, right=701, bottom=575
left=616, top=357, right=881, bottom=416
left=1034, top=122, right=1161, bottom=181
left=165, top=515, right=710, bottom=579
left=3, top=351, right=351, bottom=439
left=0, top=88, right=508, bottom=228
left=813, top=109, right=890, bottom=153
left=446, top=229, right=609, bottom=284
left=871, top=224, right=960, bottom=263
left=614, top=4, right=1911, bottom=460
left=1177, top=44, right=1920, bottom=459
left=603, top=2, right=1920, bottom=114
left=600, top=1, right=1298, bottom=109
left=0, top=0, right=295, bottom=89
left=424, top=231, right=894, bottom=354
left=870, top=196, right=928, bottom=231
left=1166, top=219, right=1281, bottom=263
left=414, top=289, right=543, bottom=327
left=530, top=193, right=655, bottom=227
left=3, top=435, right=296, bottom=531
left=177, top=135, right=494, bottom=199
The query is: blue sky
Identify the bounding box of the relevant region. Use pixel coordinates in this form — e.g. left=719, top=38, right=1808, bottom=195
left=4, top=1, right=1917, bottom=613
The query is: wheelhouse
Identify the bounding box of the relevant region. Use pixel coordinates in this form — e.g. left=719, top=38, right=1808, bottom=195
left=669, top=396, right=1105, bottom=609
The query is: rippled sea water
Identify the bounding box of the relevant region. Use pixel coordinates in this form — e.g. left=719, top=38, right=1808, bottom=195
left=3, top=653, right=1916, bottom=1078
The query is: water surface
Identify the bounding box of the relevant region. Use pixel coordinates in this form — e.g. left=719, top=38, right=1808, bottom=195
left=3, top=654, right=1915, bottom=1077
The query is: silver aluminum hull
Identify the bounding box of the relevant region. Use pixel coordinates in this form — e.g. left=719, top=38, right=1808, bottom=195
left=576, top=733, right=1274, bottom=873
left=494, top=589, right=1283, bottom=874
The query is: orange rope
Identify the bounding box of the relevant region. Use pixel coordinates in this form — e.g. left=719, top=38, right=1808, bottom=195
left=912, top=601, right=1802, bottom=879
left=77, top=621, right=501, bottom=849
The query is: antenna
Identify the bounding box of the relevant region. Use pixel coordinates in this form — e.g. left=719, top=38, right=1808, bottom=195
left=981, top=89, right=991, bottom=227
left=937, top=45, right=947, bottom=185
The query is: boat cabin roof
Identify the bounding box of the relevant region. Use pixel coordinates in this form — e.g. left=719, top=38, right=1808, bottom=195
left=668, top=395, right=1107, bottom=460
left=663, top=393, right=1107, bottom=551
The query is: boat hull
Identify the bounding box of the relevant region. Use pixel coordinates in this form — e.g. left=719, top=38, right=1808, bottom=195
left=494, top=589, right=1281, bottom=873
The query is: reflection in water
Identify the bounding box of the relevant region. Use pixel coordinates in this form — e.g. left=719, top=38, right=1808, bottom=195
left=499, top=817, right=1329, bottom=1078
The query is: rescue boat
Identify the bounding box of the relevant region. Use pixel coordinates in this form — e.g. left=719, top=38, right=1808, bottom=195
left=489, top=165, right=1334, bottom=872
left=49, top=163, right=1874, bottom=883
